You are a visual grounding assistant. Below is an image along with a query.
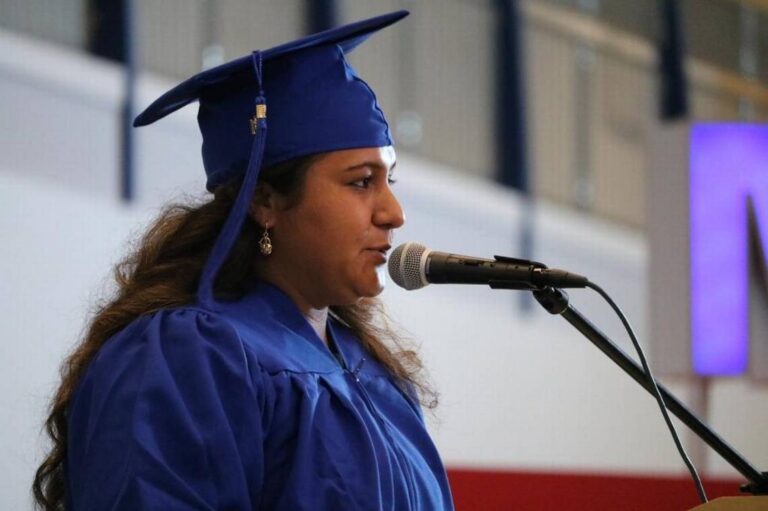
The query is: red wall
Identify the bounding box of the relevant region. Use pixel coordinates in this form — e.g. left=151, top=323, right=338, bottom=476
left=447, top=468, right=744, bottom=511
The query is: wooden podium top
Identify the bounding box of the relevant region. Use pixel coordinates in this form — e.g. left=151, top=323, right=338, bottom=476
left=689, top=497, right=768, bottom=510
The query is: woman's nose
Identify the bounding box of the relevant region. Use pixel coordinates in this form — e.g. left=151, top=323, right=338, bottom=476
left=374, top=186, right=405, bottom=229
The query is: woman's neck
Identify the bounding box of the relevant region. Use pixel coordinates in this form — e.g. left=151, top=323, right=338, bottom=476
left=258, top=272, right=329, bottom=344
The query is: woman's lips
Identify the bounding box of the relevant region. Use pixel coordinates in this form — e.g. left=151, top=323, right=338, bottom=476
left=365, top=246, right=391, bottom=264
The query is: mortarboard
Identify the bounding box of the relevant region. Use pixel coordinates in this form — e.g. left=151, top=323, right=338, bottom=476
left=134, top=10, right=408, bottom=309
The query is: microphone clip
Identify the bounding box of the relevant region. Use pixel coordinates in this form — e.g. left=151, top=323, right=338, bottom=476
left=488, top=255, right=548, bottom=290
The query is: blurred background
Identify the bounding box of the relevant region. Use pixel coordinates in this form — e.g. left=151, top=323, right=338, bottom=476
left=2, top=1, right=767, bottom=509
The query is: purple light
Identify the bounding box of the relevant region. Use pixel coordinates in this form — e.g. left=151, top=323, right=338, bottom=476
left=690, top=124, right=768, bottom=375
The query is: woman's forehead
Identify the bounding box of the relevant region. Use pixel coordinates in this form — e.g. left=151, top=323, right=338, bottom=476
left=314, top=147, right=397, bottom=171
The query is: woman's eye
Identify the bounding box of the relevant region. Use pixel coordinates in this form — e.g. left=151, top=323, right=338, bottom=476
left=387, top=176, right=397, bottom=185
left=352, top=176, right=372, bottom=188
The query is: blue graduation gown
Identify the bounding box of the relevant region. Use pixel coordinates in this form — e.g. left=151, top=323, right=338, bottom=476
left=66, top=282, right=454, bottom=510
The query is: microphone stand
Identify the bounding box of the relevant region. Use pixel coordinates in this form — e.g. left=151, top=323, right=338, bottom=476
left=529, top=286, right=768, bottom=495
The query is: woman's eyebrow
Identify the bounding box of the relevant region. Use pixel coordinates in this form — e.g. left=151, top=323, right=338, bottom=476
left=345, top=161, right=397, bottom=172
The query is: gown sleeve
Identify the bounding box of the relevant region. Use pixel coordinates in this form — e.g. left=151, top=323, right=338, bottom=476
left=66, top=307, right=271, bottom=511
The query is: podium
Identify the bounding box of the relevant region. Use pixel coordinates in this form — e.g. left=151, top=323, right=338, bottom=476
left=690, top=497, right=768, bottom=510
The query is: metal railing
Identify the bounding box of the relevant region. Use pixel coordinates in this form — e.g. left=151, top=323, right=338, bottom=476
left=1, top=0, right=766, bottom=228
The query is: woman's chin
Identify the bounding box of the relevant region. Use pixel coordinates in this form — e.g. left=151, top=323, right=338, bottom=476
left=354, top=270, right=387, bottom=300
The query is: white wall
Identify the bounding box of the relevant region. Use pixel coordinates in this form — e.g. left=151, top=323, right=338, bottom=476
left=2, top=29, right=767, bottom=510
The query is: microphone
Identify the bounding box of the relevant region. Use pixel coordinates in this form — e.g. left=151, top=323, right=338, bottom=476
left=387, top=242, right=589, bottom=291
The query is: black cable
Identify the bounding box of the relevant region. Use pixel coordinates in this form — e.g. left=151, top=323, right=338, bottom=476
left=585, top=280, right=708, bottom=504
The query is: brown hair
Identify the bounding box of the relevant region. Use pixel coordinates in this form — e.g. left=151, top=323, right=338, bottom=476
left=32, top=155, right=435, bottom=511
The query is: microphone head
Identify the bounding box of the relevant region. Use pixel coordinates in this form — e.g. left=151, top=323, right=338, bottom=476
left=388, top=242, right=430, bottom=290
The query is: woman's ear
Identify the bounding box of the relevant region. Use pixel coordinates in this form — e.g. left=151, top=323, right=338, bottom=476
left=249, top=183, right=278, bottom=227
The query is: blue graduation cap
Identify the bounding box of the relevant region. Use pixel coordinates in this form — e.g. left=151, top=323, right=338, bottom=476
left=134, top=10, right=408, bottom=309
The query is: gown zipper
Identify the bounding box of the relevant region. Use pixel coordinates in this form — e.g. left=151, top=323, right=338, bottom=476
left=327, top=322, right=420, bottom=509
left=348, top=358, right=419, bottom=509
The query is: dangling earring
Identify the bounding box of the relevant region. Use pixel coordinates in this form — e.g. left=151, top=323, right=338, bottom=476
left=259, top=224, right=273, bottom=256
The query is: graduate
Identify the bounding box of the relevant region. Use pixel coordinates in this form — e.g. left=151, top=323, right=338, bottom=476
left=33, top=10, right=454, bottom=511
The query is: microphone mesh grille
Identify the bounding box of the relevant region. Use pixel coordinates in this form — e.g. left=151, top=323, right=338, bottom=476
left=388, top=242, right=428, bottom=290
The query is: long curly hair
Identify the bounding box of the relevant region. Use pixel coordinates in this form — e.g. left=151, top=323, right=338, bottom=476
left=32, top=154, right=435, bottom=511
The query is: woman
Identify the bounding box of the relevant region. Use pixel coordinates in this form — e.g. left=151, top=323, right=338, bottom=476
left=33, top=10, right=454, bottom=511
